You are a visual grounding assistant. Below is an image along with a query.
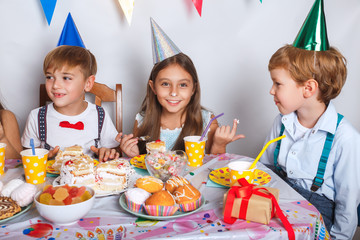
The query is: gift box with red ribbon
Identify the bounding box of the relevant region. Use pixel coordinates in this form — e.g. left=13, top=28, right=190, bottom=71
left=223, top=178, right=295, bottom=240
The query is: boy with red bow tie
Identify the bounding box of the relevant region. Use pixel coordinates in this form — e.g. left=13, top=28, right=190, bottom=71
left=21, top=45, right=120, bottom=162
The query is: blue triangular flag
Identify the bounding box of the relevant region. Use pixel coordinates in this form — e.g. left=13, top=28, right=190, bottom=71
left=40, top=0, right=57, bottom=25
left=57, top=13, right=86, bottom=48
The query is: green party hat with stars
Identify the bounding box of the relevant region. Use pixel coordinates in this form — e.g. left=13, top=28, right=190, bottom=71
left=293, top=0, right=329, bottom=51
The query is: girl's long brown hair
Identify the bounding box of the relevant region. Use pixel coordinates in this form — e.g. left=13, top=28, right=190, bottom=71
left=136, top=53, right=203, bottom=153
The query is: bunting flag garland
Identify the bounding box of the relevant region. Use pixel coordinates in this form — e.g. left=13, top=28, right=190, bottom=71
left=40, top=0, right=57, bottom=25
left=192, top=0, right=203, bottom=16
left=293, top=0, right=329, bottom=51
left=57, top=13, right=86, bottom=48
left=118, top=0, right=135, bottom=25
left=150, top=18, right=181, bottom=65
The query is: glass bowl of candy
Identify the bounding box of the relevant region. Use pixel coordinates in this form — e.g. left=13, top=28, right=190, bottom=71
left=34, top=184, right=95, bottom=226
left=145, top=150, right=187, bottom=182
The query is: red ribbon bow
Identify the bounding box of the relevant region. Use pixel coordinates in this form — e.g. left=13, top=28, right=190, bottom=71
left=59, top=121, right=84, bottom=130
left=224, top=178, right=295, bottom=240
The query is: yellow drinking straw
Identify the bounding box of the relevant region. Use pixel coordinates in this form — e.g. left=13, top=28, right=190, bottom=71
left=249, top=135, right=286, bottom=170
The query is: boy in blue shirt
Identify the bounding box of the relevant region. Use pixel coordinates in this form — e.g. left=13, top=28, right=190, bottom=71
left=260, top=1, right=360, bottom=239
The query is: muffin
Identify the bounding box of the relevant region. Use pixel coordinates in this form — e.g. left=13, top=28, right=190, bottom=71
left=173, top=184, right=202, bottom=212
left=135, top=176, right=163, bottom=193
left=165, top=176, right=190, bottom=194
left=146, top=140, right=166, bottom=153
left=125, top=188, right=151, bottom=213
left=144, top=190, right=179, bottom=216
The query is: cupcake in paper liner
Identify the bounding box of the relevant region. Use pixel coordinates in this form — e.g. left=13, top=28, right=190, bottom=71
left=173, top=184, right=202, bottom=212
left=125, top=188, right=151, bottom=213
left=144, top=190, right=179, bottom=216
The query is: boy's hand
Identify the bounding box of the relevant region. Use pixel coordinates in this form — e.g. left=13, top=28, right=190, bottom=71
left=90, top=146, right=120, bottom=162
left=211, top=119, right=245, bottom=154
left=116, top=133, right=139, bottom=158
left=48, top=146, right=60, bottom=159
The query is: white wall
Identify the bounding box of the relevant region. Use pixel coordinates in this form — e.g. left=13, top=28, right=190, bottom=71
left=0, top=0, right=359, bottom=158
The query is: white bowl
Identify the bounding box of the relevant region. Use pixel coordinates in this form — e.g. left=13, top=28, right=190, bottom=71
left=34, top=185, right=95, bottom=226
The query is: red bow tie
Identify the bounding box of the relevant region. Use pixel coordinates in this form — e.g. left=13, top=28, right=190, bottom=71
left=59, top=121, right=84, bottom=130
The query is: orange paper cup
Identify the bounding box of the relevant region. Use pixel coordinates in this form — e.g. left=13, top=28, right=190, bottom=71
left=20, top=148, right=49, bottom=184
left=228, top=161, right=255, bottom=186
left=0, top=143, right=6, bottom=175
left=184, top=136, right=206, bottom=167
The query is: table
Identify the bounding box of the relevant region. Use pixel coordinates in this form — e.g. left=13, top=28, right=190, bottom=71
left=0, top=154, right=330, bottom=240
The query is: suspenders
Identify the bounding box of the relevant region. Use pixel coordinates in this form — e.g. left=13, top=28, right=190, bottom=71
left=94, top=105, right=105, bottom=148
left=38, top=106, right=51, bottom=150
left=38, top=105, right=105, bottom=149
left=273, top=113, right=344, bottom=192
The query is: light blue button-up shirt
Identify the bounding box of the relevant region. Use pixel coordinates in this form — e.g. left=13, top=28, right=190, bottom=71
left=260, top=102, right=360, bottom=239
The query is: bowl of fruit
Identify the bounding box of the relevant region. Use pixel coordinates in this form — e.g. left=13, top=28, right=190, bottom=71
left=34, top=184, right=95, bottom=226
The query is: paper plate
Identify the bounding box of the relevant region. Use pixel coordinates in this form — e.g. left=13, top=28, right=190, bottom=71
left=46, top=159, right=99, bottom=175
left=0, top=202, right=33, bottom=223
left=119, top=194, right=205, bottom=221
left=209, top=167, right=271, bottom=187
left=130, top=155, right=146, bottom=169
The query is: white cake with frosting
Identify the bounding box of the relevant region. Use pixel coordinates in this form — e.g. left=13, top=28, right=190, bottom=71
left=59, top=155, right=95, bottom=187
left=58, top=156, right=135, bottom=194
left=95, top=159, right=135, bottom=192
left=53, top=145, right=84, bottom=171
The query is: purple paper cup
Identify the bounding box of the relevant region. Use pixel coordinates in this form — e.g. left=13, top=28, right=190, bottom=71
left=144, top=205, right=179, bottom=216
left=178, top=195, right=202, bottom=212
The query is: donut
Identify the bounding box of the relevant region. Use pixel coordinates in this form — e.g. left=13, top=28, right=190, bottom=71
left=135, top=176, right=163, bottom=193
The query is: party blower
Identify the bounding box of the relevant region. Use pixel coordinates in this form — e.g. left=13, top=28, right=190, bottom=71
left=249, top=135, right=286, bottom=170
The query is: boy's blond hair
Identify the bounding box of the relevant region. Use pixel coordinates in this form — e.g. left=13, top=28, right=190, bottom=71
left=43, top=45, right=97, bottom=78
left=268, top=44, right=347, bottom=105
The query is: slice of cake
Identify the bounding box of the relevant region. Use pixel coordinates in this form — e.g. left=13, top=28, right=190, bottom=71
left=53, top=145, right=84, bottom=171
left=146, top=140, right=166, bottom=153
left=59, top=154, right=95, bottom=187
left=94, top=159, right=135, bottom=192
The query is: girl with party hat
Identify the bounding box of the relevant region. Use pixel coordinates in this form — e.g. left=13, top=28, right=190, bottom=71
left=260, top=1, right=360, bottom=239
left=117, top=18, right=244, bottom=157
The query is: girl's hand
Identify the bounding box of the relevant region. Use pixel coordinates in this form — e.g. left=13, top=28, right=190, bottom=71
left=0, top=122, right=5, bottom=140
left=211, top=119, right=245, bottom=154
left=91, top=146, right=120, bottom=162
left=48, top=146, right=60, bottom=159
left=116, top=133, right=139, bottom=158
